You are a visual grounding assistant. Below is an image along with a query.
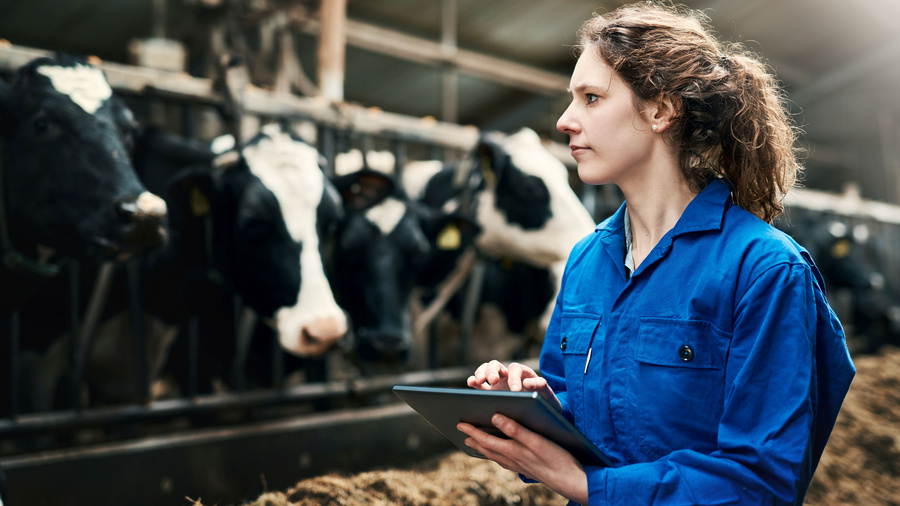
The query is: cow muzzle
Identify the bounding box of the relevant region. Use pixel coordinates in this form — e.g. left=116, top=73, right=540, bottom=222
left=115, top=191, right=168, bottom=251
left=358, top=326, right=411, bottom=356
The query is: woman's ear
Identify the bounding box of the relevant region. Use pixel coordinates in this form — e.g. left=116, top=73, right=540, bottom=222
left=649, top=94, right=678, bottom=133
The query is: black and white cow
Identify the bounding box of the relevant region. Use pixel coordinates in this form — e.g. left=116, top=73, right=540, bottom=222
left=403, top=128, right=594, bottom=356
left=0, top=55, right=168, bottom=414
left=404, top=128, right=594, bottom=300
left=329, top=166, right=477, bottom=363
left=330, top=128, right=592, bottom=364
left=227, top=122, right=349, bottom=360
left=0, top=55, right=168, bottom=316
left=12, top=125, right=303, bottom=408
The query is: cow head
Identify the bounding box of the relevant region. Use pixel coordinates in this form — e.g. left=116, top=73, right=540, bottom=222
left=0, top=55, right=167, bottom=271
left=134, top=128, right=301, bottom=320
left=239, top=123, right=348, bottom=357
left=331, top=169, right=421, bottom=360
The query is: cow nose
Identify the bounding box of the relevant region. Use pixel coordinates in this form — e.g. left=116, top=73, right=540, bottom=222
left=116, top=191, right=168, bottom=248
left=365, top=329, right=411, bottom=355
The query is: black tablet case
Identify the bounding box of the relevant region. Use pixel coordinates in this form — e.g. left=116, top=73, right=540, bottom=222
left=393, top=385, right=612, bottom=467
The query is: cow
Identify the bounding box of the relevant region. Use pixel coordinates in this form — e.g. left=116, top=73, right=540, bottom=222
left=133, top=127, right=303, bottom=396
left=224, top=122, right=349, bottom=361
left=12, top=125, right=303, bottom=409
left=0, top=54, right=168, bottom=317
left=330, top=129, right=594, bottom=365
left=401, top=128, right=595, bottom=363
left=329, top=166, right=477, bottom=364
left=404, top=128, right=594, bottom=308
left=0, top=55, right=168, bottom=414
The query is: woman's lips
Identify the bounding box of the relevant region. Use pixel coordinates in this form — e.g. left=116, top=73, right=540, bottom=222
left=570, top=145, right=589, bottom=157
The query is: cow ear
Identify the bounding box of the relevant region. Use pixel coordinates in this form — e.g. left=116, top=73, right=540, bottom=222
left=414, top=204, right=481, bottom=251
left=475, top=133, right=510, bottom=184
left=168, top=168, right=217, bottom=218
left=332, top=168, right=396, bottom=212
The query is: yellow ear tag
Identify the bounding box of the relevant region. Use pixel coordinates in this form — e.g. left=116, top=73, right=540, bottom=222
left=831, top=239, right=850, bottom=259
left=190, top=186, right=211, bottom=216
left=437, top=223, right=461, bottom=250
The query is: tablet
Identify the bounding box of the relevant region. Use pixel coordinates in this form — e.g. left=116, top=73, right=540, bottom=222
left=393, top=385, right=612, bottom=467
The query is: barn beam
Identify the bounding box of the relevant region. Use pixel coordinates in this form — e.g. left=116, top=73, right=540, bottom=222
left=292, top=16, right=569, bottom=96
left=0, top=42, right=480, bottom=150
left=317, top=0, right=347, bottom=103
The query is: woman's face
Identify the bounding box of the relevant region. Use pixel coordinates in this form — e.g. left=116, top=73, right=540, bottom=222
left=557, top=52, right=656, bottom=187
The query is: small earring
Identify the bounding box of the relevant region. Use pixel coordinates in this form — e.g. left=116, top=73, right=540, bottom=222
left=652, top=125, right=658, bottom=131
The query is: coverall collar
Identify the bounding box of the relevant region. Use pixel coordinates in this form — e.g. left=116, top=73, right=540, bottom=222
left=595, top=178, right=733, bottom=279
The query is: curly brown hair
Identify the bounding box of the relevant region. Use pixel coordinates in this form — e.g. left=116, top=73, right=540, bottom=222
left=576, top=1, right=803, bottom=223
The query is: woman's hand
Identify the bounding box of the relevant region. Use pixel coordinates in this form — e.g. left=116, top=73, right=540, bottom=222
left=467, top=360, right=561, bottom=411
left=457, top=414, right=588, bottom=505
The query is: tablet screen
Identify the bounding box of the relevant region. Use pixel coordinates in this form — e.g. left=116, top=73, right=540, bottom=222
left=393, top=385, right=612, bottom=467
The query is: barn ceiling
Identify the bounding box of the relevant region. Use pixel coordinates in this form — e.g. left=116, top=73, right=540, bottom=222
left=2, top=0, right=900, bottom=203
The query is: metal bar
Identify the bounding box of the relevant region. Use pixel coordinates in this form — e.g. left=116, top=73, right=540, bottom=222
left=71, top=262, right=117, bottom=412
left=232, top=300, right=257, bottom=392
left=187, top=316, right=199, bottom=399
left=6, top=311, right=20, bottom=418
left=0, top=361, right=518, bottom=439
left=271, top=334, right=284, bottom=389
left=67, top=262, right=80, bottom=410
left=0, top=403, right=455, bottom=506
left=125, top=259, right=149, bottom=404
left=391, top=138, right=407, bottom=177
left=458, top=259, right=486, bottom=366
left=318, top=125, right=336, bottom=177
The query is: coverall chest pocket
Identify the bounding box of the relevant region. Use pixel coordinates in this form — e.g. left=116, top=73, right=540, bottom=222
left=559, top=314, right=600, bottom=428
left=631, top=318, right=729, bottom=460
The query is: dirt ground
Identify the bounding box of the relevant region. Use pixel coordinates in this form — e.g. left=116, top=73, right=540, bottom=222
left=197, top=346, right=900, bottom=506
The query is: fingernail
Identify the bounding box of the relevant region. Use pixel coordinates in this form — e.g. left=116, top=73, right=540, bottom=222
left=493, top=414, right=505, bottom=425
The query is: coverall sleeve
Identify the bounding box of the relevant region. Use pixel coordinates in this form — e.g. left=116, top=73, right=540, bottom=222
left=585, top=262, right=821, bottom=505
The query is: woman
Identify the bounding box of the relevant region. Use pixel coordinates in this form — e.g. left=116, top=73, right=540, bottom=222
left=457, top=2, right=856, bottom=504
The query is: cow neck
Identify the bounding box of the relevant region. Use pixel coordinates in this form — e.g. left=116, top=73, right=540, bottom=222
left=0, top=145, right=61, bottom=279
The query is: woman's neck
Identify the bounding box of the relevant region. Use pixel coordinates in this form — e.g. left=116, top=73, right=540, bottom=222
left=621, top=171, right=696, bottom=270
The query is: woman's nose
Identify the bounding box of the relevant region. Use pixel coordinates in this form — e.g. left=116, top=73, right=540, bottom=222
left=557, top=103, right=577, bottom=135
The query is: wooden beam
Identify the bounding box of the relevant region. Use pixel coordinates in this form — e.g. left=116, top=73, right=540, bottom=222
left=294, top=17, right=569, bottom=96
left=0, top=42, right=480, bottom=150
left=317, top=0, right=347, bottom=103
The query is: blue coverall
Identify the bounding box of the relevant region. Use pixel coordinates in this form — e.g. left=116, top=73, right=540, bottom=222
left=540, top=179, right=856, bottom=505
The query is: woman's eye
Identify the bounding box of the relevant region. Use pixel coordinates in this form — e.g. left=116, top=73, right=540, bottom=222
left=586, top=94, right=599, bottom=105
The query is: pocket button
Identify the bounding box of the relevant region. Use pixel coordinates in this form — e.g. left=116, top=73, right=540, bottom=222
left=679, top=344, right=694, bottom=362
left=560, top=337, right=568, bottom=351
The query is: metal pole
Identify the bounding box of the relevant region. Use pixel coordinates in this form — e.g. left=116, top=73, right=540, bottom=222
left=441, top=0, right=458, bottom=124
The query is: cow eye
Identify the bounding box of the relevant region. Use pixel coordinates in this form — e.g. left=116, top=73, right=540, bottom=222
left=30, top=115, right=59, bottom=139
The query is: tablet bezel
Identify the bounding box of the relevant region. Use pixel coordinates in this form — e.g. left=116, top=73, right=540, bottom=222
left=393, top=385, right=612, bottom=467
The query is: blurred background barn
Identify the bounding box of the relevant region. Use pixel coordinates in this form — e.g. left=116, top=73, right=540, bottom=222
left=1, top=1, right=899, bottom=505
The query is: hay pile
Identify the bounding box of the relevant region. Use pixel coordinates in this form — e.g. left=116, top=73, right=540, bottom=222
left=195, top=346, right=899, bottom=506
left=238, top=451, right=565, bottom=506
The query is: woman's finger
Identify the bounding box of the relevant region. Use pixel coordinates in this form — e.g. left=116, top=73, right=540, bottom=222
left=506, top=362, right=537, bottom=391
